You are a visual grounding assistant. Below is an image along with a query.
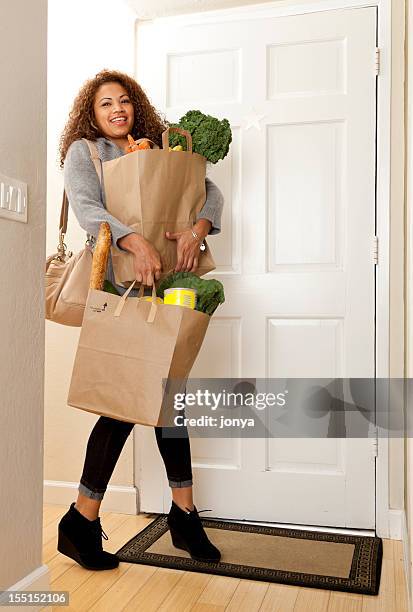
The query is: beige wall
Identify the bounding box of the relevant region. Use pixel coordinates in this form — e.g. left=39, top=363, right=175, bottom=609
left=405, top=0, right=413, bottom=603
left=0, top=0, right=47, bottom=590
left=44, top=0, right=137, bottom=504
left=389, top=0, right=407, bottom=511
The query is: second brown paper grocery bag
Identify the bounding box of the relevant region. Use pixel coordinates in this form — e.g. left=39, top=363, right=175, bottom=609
left=67, top=280, right=210, bottom=427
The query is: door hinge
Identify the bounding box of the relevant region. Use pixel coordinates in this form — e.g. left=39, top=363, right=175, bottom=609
left=373, top=236, right=378, bottom=264
left=375, top=48, right=380, bottom=76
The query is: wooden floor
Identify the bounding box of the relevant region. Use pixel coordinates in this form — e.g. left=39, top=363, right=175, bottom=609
left=41, top=504, right=408, bottom=612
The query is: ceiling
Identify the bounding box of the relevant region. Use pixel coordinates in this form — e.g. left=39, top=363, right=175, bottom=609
left=124, top=0, right=275, bottom=20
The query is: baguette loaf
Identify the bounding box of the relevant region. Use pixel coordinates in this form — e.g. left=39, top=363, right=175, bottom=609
left=89, top=222, right=112, bottom=290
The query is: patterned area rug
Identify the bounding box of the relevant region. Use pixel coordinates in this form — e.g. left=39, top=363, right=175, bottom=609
left=115, top=515, right=382, bottom=595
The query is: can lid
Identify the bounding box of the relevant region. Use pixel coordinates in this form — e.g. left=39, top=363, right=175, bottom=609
left=164, top=287, right=197, bottom=294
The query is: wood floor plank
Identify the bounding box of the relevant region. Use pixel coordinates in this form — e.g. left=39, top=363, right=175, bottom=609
left=382, top=539, right=394, bottom=561
left=101, top=514, right=154, bottom=554
left=88, top=563, right=158, bottom=612
left=99, top=511, right=132, bottom=535
left=328, top=592, right=363, bottom=611
left=121, top=567, right=184, bottom=612
left=393, top=540, right=408, bottom=612
left=225, top=580, right=269, bottom=612
left=51, top=556, right=109, bottom=595
left=46, top=551, right=83, bottom=584
left=191, top=604, right=226, bottom=612
left=259, top=583, right=299, bottom=611
left=43, top=534, right=60, bottom=565
left=158, top=571, right=212, bottom=611
left=60, top=563, right=130, bottom=612
left=191, top=575, right=240, bottom=611
left=293, top=587, right=330, bottom=611
left=361, top=559, right=395, bottom=611
left=42, top=520, right=59, bottom=547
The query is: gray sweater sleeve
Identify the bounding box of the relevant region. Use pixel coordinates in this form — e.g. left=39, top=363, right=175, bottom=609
left=64, top=140, right=135, bottom=252
left=198, top=176, right=224, bottom=235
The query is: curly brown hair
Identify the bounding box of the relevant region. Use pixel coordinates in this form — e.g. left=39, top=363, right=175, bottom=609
left=59, top=69, right=169, bottom=168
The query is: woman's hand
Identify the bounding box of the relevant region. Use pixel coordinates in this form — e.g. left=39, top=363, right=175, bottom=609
left=166, top=220, right=211, bottom=272
left=131, top=235, right=162, bottom=285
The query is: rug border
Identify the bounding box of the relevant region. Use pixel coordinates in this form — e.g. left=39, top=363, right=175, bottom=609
left=115, top=515, right=383, bottom=596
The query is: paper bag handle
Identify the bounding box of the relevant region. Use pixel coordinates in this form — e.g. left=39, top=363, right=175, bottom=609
left=113, top=280, right=158, bottom=323
left=113, top=265, right=176, bottom=321
left=162, top=127, right=193, bottom=153
left=138, top=282, right=158, bottom=323
left=136, top=265, right=175, bottom=322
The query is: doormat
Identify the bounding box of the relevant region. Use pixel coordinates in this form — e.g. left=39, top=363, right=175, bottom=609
left=115, top=515, right=382, bottom=596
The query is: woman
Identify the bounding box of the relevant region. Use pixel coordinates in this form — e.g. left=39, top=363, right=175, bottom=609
left=57, top=69, right=223, bottom=571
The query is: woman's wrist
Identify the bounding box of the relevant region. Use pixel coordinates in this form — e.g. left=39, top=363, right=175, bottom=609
left=192, top=218, right=212, bottom=241
left=117, top=232, right=145, bottom=253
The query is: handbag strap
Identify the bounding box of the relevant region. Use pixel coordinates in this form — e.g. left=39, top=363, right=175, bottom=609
left=82, top=139, right=103, bottom=184
left=59, top=139, right=103, bottom=235
left=59, top=191, right=69, bottom=235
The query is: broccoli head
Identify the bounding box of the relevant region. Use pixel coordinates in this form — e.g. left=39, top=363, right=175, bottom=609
left=167, top=110, right=232, bottom=164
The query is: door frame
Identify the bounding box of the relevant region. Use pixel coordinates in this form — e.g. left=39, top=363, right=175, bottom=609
left=133, top=0, right=396, bottom=538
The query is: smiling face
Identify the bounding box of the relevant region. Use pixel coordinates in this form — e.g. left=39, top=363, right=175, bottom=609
left=93, top=81, right=134, bottom=145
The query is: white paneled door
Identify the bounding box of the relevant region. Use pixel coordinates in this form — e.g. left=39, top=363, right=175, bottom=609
left=135, top=7, right=378, bottom=528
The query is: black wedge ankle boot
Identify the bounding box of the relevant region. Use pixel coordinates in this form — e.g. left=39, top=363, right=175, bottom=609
left=57, top=502, right=119, bottom=571
left=167, top=501, right=221, bottom=563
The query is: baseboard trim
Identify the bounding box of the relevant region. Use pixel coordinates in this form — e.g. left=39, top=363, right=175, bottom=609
left=401, top=509, right=413, bottom=612
left=0, top=564, right=50, bottom=611
left=43, top=480, right=138, bottom=514
left=388, top=508, right=403, bottom=540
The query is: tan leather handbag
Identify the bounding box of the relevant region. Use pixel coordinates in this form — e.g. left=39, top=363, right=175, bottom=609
left=45, top=191, right=93, bottom=327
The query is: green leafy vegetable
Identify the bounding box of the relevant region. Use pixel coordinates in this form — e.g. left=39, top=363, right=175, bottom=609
left=157, top=272, right=225, bottom=316
left=167, top=110, right=232, bottom=164
left=103, top=280, right=120, bottom=295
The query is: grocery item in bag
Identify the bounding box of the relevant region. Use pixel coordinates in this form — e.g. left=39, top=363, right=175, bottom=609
left=164, top=288, right=197, bottom=309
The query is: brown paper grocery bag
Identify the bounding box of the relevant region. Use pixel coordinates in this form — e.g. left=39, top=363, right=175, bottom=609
left=67, top=280, right=210, bottom=427
left=95, top=127, right=216, bottom=287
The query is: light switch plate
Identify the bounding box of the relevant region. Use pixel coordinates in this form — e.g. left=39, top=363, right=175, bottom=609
left=0, top=172, right=28, bottom=223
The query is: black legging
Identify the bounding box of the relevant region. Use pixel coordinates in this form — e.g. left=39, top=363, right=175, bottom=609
left=78, top=416, right=193, bottom=501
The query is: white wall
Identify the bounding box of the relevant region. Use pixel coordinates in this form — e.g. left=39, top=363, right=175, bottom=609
left=0, top=0, right=47, bottom=590
left=45, top=0, right=137, bottom=509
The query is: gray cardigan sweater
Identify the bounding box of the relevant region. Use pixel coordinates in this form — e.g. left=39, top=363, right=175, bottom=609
left=63, top=137, right=224, bottom=296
